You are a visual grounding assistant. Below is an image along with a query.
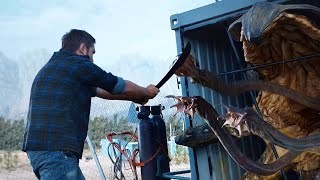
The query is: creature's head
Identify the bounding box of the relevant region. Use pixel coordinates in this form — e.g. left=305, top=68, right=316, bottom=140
left=166, top=95, right=197, bottom=118
left=218, top=105, right=251, bottom=137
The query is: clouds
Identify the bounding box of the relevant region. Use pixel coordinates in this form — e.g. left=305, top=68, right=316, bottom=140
left=0, top=0, right=212, bottom=64
left=0, top=0, right=212, bottom=118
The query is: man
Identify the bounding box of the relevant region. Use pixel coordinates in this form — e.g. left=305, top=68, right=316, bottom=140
left=22, top=29, right=159, bottom=179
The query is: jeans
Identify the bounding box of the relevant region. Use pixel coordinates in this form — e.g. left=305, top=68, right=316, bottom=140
left=27, top=151, right=85, bottom=180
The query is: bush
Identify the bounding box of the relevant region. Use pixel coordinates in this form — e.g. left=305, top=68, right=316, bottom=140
left=0, top=117, right=25, bottom=151
left=3, top=151, right=19, bottom=171
left=171, top=145, right=189, bottom=165
left=87, top=115, right=134, bottom=148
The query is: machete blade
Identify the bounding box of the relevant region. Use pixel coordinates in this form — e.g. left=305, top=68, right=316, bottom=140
left=156, top=42, right=191, bottom=88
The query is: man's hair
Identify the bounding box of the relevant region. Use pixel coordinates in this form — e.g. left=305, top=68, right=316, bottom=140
left=61, top=29, right=96, bottom=52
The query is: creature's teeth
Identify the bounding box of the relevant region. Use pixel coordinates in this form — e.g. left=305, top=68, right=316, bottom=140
left=225, top=118, right=237, bottom=128
left=184, top=108, right=195, bottom=118
left=222, top=120, right=232, bottom=127
left=222, top=122, right=228, bottom=127
left=242, top=122, right=249, bottom=133
left=236, top=125, right=243, bottom=136
left=234, top=113, right=248, bottom=127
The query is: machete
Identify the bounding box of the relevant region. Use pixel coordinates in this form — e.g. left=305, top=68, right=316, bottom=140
left=156, top=42, right=191, bottom=88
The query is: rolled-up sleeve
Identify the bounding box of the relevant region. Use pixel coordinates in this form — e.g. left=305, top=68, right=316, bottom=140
left=111, top=77, right=125, bottom=94
left=78, top=60, right=125, bottom=95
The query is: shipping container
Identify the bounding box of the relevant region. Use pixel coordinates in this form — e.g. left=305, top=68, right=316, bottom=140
left=170, top=0, right=320, bottom=179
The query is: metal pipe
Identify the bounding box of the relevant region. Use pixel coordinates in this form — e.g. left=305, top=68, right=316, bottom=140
left=216, top=52, right=320, bottom=77
left=161, top=170, right=191, bottom=180
left=86, top=135, right=106, bottom=180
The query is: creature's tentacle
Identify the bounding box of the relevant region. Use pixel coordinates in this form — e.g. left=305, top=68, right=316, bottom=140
left=221, top=104, right=320, bottom=151
left=175, top=55, right=320, bottom=111
left=244, top=108, right=320, bottom=151
left=168, top=95, right=301, bottom=175
left=211, top=119, right=300, bottom=175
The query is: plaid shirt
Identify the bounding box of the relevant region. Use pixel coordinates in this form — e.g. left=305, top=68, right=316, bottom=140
left=22, top=49, right=125, bottom=158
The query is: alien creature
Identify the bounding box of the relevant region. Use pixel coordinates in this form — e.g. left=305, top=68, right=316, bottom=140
left=172, top=2, right=320, bottom=179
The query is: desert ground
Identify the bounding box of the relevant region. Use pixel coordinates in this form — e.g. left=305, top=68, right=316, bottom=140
left=0, top=150, right=190, bottom=180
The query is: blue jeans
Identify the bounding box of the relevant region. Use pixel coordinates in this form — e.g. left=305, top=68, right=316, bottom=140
left=27, top=151, right=85, bottom=180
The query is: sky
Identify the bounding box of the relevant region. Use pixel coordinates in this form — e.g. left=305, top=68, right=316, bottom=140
left=0, top=0, right=216, bottom=118
left=0, top=0, right=213, bottom=67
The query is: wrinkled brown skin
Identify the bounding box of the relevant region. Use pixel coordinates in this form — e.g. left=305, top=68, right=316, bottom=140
left=167, top=95, right=301, bottom=176
left=175, top=52, right=320, bottom=178
left=174, top=3, right=320, bottom=178
left=236, top=7, right=320, bottom=179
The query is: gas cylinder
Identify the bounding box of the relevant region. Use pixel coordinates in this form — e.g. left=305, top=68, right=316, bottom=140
left=150, top=105, right=170, bottom=180
left=137, top=106, right=157, bottom=180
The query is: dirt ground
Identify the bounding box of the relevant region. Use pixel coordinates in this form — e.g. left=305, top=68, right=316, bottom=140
left=0, top=150, right=190, bottom=180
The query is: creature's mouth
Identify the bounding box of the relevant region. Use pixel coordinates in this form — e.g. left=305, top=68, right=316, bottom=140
left=169, top=2, right=320, bottom=176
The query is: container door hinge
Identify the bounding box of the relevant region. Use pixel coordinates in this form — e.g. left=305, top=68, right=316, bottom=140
left=176, top=77, right=181, bottom=89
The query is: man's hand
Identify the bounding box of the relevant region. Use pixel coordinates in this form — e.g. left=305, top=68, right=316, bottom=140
left=136, top=84, right=159, bottom=105
left=95, top=82, right=159, bottom=105
left=146, top=84, right=159, bottom=99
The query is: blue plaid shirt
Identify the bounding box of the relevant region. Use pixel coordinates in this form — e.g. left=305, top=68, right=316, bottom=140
left=22, top=49, right=125, bottom=158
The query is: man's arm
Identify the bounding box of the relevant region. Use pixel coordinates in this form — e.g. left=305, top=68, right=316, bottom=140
left=78, top=61, right=158, bottom=104
left=95, top=80, right=159, bottom=105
